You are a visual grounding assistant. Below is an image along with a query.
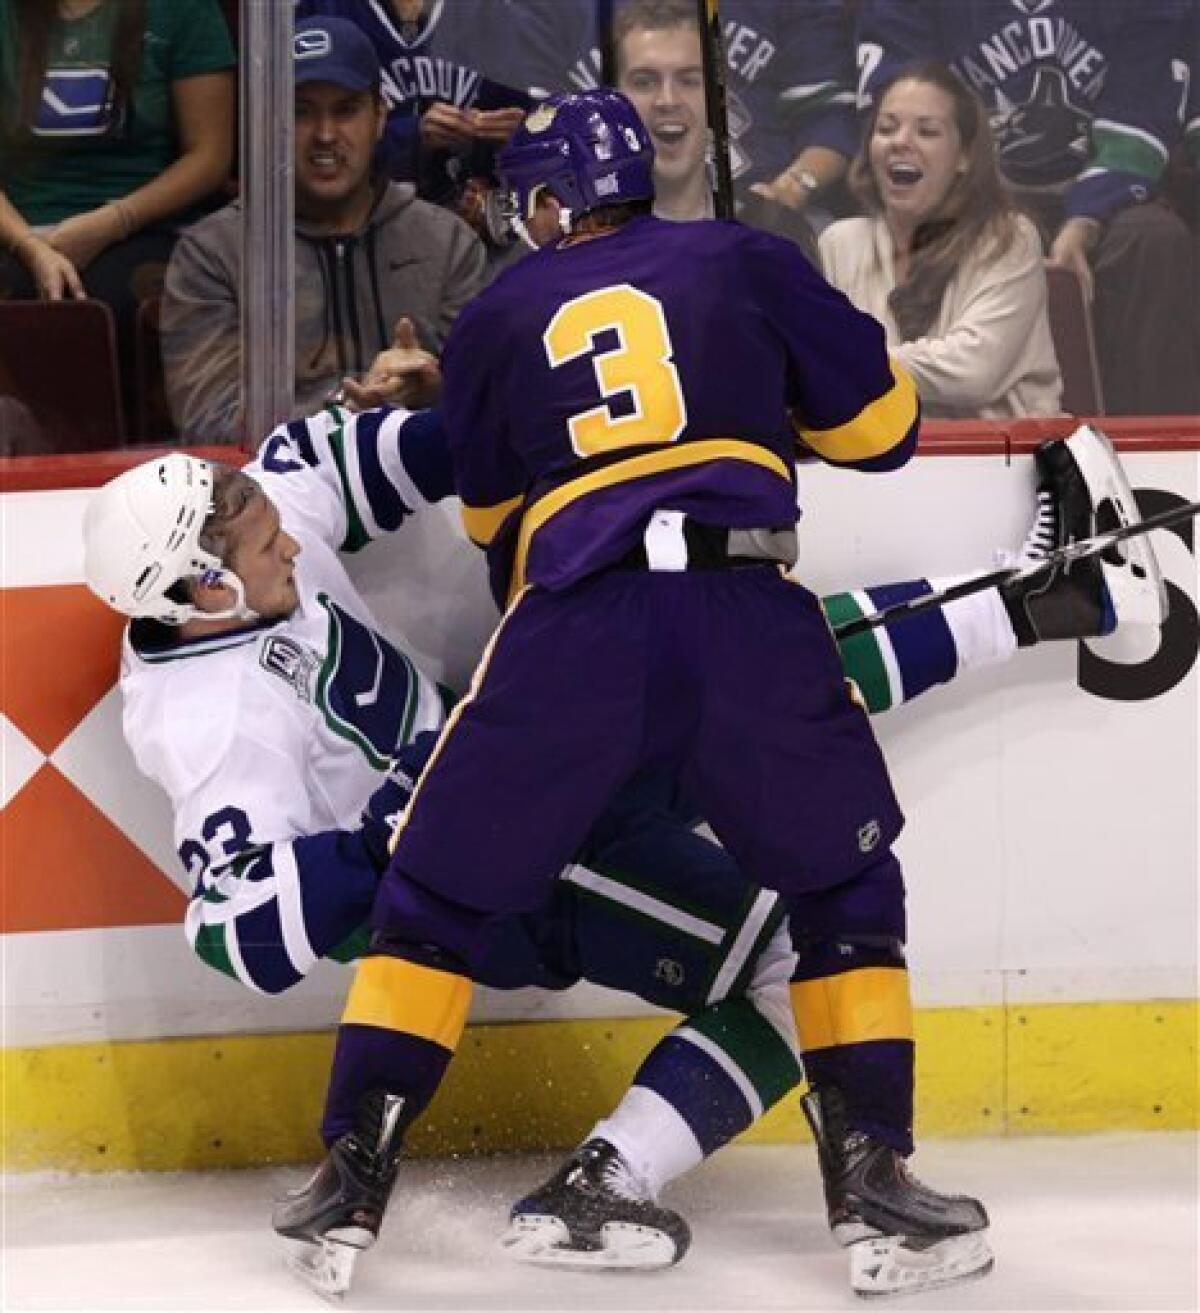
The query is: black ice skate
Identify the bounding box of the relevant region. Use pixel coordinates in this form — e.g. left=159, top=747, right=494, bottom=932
left=501, top=1137, right=691, bottom=1270
left=272, top=1091, right=406, bottom=1299
left=802, top=1086, right=993, bottom=1299
left=1002, top=426, right=1166, bottom=645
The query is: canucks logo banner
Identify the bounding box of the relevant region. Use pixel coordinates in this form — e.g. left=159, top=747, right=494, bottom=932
left=32, top=67, right=118, bottom=138
left=989, top=66, right=1092, bottom=188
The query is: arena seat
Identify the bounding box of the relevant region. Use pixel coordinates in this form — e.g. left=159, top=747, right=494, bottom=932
left=1045, top=264, right=1105, bottom=417
left=0, top=300, right=126, bottom=452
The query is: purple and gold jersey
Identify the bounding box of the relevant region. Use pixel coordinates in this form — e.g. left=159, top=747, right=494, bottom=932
left=441, top=214, right=918, bottom=601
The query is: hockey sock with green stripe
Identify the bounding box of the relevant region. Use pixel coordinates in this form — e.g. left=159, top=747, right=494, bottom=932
left=822, top=579, right=1016, bottom=713
left=589, top=995, right=803, bottom=1198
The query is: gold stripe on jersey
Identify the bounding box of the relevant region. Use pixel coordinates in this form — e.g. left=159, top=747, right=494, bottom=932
left=793, top=358, right=919, bottom=465
left=341, top=955, right=472, bottom=1050
left=790, top=966, right=914, bottom=1051
left=461, top=493, right=524, bottom=548
left=510, top=437, right=792, bottom=599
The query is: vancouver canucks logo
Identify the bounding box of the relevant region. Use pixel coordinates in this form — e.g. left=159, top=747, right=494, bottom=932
left=524, top=103, right=558, bottom=134
left=33, top=67, right=120, bottom=138
left=991, top=67, right=1091, bottom=188
left=294, top=28, right=332, bottom=60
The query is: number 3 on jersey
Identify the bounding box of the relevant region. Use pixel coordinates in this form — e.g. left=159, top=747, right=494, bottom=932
left=543, top=284, right=687, bottom=457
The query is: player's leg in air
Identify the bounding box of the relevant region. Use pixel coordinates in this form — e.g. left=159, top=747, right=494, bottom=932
left=823, top=427, right=1166, bottom=716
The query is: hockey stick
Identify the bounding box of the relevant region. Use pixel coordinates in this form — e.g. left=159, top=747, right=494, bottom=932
left=695, top=0, right=735, bottom=218
left=596, top=0, right=617, bottom=88
left=832, top=498, right=1200, bottom=641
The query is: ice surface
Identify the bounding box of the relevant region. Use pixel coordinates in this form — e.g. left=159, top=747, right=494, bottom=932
left=4, top=1133, right=1196, bottom=1312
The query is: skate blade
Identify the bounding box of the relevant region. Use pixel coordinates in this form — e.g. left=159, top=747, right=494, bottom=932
left=849, top=1230, right=994, bottom=1300
left=1067, top=425, right=1168, bottom=628
left=283, top=1236, right=362, bottom=1302
left=500, top=1213, right=679, bottom=1270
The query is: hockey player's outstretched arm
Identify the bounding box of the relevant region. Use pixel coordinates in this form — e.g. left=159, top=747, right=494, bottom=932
left=253, top=405, right=456, bottom=555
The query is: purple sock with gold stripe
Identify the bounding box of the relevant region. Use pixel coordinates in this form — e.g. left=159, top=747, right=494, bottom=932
left=791, top=942, right=915, bottom=1155
left=321, top=1026, right=452, bottom=1144
left=319, top=954, right=473, bottom=1145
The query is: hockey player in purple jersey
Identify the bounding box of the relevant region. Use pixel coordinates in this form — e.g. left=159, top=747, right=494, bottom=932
left=273, top=88, right=1001, bottom=1298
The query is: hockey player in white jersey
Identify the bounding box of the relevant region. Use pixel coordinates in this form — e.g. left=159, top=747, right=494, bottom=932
left=82, top=405, right=1163, bottom=1300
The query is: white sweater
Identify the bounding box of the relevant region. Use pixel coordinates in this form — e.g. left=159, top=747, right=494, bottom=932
left=819, top=213, right=1062, bottom=419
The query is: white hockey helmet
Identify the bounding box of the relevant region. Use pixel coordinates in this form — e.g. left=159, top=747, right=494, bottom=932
left=82, top=454, right=256, bottom=624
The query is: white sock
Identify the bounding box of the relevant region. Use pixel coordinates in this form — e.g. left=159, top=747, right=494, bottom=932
left=587, top=1084, right=704, bottom=1200
left=931, top=575, right=1018, bottom=672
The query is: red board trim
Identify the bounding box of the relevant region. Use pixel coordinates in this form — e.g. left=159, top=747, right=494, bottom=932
left=0, top=418, right=1197, bottom=492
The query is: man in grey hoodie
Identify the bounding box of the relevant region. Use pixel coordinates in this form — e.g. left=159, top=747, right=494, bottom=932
left=161, top=15, right=485, bottom=443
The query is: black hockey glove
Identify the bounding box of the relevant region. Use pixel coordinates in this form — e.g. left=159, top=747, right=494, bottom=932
left=360, top=730, right=440, bottom=871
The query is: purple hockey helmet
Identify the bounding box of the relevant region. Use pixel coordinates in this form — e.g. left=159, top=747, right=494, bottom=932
left=499, top=89, right=655, bottom=229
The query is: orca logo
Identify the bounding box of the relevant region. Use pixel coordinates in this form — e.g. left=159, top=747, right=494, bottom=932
left=1079, top=489, right=1199, bottom=702
left=992, top=67, right=1091, bottom=187
left=295, top=29, right=332, bottom=60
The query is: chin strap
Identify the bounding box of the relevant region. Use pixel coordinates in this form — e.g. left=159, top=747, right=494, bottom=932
left=202, top=568, right=260, bottom=623
left=510, top=205, right=577, bottom=249
left=166, top=565, right=259, bottom=625
left=510, top=213, right=540, bottom=250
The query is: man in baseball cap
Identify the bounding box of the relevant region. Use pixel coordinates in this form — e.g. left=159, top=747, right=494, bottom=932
left=291, top=17, right=386, bottom=223
left=159, top=13, right=485, bottom=439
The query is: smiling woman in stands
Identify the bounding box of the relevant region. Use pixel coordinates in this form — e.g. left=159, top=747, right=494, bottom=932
left=0, top=0, right=235, bottom=425
left=819, top=62, right=1061, bottom=420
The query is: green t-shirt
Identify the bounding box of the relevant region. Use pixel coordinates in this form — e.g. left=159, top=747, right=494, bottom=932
left=0, top=0, right=235, bottom=225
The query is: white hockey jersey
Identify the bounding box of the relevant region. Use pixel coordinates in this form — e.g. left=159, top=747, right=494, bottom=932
left=120, top=406, right=453, bottom=993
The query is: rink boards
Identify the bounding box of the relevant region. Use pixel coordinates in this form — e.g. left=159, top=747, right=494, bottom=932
left=1, top=425, right=1197, bottom=1170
